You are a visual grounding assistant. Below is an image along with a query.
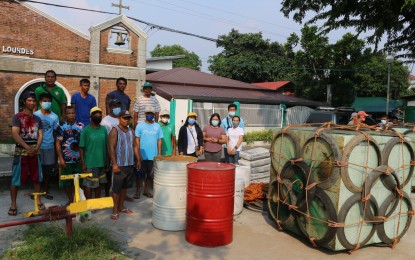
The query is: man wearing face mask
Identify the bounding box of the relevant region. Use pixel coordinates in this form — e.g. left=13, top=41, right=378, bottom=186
left=79, top=107, right=108, bottom=199
left=221, top=104, right=245, bottom=162
left=102, top=99, right=122, bottom=134
left=71, top=79, right=97, bottom=126
left=34, top=93, right=59, bottom=200
left=158, top=109, right=176, bottom=155
left=134, top=106, right=163, bottom=198
left=133, top=82, right=161, bottom=129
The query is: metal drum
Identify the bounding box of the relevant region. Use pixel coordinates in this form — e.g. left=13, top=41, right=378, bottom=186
left=153, top=155, right=197, bottom=231
left=186, top=162, right=235, bottom=247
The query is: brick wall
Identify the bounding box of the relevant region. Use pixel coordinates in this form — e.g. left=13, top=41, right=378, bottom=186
left=99, top=78, right=137, bottom=114
left=99, top=25, right=139, bottom=67
left=0, top=1, right=89, bottom=62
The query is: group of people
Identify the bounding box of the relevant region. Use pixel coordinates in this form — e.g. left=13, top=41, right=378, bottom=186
left=348, top=110, right=401, bottom=128
left=8, top=70, right=245, bottom=221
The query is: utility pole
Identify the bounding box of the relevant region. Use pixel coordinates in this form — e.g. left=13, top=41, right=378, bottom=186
left=112, top=0, right=129, bottom=15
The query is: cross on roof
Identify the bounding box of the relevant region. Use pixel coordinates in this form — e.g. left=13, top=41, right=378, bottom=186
left=112, top=0, right=130, bottom=15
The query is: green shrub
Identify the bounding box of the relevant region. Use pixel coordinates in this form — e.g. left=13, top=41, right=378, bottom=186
left=244, top=129, right=275, bottom=145
left=2, top=223, right=125, bottom=260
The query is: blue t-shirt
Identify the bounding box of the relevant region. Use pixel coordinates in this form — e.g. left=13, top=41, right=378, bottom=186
left=34, top=110, right=59, bottom=149
left=71, top=92, right=97, bottom=126
left=107, top=90, right=131, bottom=111
left=55, top=122, right=84, bottom=163
left=135, top=122, right=163, bottom=160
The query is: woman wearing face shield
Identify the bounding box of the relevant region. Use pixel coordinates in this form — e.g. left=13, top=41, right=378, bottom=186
left=177, top=112, right=203, bottom=158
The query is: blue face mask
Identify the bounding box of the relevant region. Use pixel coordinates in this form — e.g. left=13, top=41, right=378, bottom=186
left=229, top=111, right=236, bottom=117
left=41, top=101, right=52, bottom=110
left=112, top=107, right=121, bottom=116
left=188, top=118, right=196, bottom=125
left=212, top=120, right=219, bottom=126
left=233, top=122, right=239, bottom=128
left=146, top=115, right=155, bottom=122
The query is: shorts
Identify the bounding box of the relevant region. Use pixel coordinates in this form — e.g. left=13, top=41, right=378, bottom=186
left=83, top=167, right=107, bottom=189
left=112, top=166, right=134, bottom=193
left=40, top=148, right=55, bottom=165
left=12, top=155, right=43, bottom=186
left=59, top=162, right=83, bottom=188
left=135, top=160, right=154, bottom=180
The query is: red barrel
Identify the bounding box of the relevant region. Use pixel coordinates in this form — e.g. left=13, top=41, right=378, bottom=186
left=185, top=162, right=235, bottom=247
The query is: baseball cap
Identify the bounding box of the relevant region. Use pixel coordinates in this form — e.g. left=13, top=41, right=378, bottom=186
left=187, top=112, right=197, bottom=117
left=144, top=106, right=155, bottom=113
left=118, top=110, right=132, bottom=118
left=160, top=109, right=170, bottom=116
left=21, top=91, right=36, bottom=101
left=358, top=111, right=369, bottom=117
left=350, top=112, right=358, bottom=120
left=143, top=82, right=153, bottom=88
left=109, top=99, right=121, bottom=107
left=90, top=106, right=102, bottom=115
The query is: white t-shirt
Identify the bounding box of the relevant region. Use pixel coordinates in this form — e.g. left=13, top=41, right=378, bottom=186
left=227, top=127, right=244, bottom=152
left=101, top=115, right=119, bottom=134
left=186, top=126, right=198, bottom=154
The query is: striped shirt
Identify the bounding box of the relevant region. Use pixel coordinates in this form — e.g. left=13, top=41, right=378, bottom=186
left=114, top=125, right=134, bottom=166
left=133, top=95, right=161, bottom=123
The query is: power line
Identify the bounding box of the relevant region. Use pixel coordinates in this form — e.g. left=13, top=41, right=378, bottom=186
left=22, top=0, right=217, bottom=42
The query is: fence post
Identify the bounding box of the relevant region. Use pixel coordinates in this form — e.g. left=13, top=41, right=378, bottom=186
left=280, top=104, right=286, bottom=127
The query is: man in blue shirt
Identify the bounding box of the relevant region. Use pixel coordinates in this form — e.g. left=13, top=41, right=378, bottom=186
left=106, top=77, right=131, bottom=114
left=134, top=106, right=163, bottom=198
left=71, top=79, right=97, bottom=126
left=221, top=103, right=245, bottom=162
left=34, top=92, right=59, bottom=200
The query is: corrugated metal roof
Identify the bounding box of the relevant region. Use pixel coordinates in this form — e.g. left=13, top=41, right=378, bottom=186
left=147, top=67, right=324, bottom=107
left=252, top=81, right=292, bottom=90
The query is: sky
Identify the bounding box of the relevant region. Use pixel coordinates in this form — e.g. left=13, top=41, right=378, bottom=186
left=25, top=0, right=412, bottom=73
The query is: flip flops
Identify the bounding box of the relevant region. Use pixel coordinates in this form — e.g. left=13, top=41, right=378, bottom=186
left=8, top=207, right=17, bottom=216
left=133, top=193, right=140, bottom=199
left=38, top=203, right=46, bottom=210
left=110, top=213, right=119, bottom=220
left=43, top=193, right=53, bottom=200
left=143, top=193, right=153, bottom=198
left=119, top=208, right=133, bottom=214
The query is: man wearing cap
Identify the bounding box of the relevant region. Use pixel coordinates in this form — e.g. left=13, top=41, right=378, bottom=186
left=71, top=78, right=97, bottom=126
left=158, top=109, right=176, bottom=155
left=9, top=92, right=44, bottom=216
left=133, top=82, right=161, bottom=128
left=35, top=70, right=67, bottom=120
left=79, top=106, right=108, bottom=199
left=134, top=106, right=163, bottom=198
left=348, top=112, right=358, bottom=125
left=108, top=110, right=139, bottom=220
left=106, top=77, right=131, bottom=114
left=356, top=111, right=369, bottom=125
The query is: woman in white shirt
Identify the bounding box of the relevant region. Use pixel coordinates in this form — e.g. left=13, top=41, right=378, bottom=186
left=226, top=115, right=244, bottom=164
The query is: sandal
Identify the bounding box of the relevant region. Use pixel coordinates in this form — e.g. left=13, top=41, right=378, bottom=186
left=133, top=193, right=140, bottom=199
left=110, top=213, right=119, bottom=220
left=119, top=208, right=133, bottom=214
left=8, top=207, right=17, bottom=216
left=43, top=193, right=53, bottom=200
left=38, top=203, right=46, bottom=210
left=143, top=192, right=153, bottom=198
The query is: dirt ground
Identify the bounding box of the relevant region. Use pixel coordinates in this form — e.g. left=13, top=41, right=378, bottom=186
left=0, top=183, right=414, bottom=260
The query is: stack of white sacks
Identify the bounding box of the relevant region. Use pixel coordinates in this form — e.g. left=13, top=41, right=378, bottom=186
left=238, top=147, right=271, bottom=183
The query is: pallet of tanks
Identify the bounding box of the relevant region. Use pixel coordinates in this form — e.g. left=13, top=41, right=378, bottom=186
left=239, top=147, right=271, bottom=184
left=267, top=123, right=414, bottom=251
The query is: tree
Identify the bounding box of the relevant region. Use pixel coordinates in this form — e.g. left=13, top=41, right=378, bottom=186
left=208, top=29, right=288, bottom=83
left=150, top=44, right=202, bottom=70
left=280, top=0, right=415, bottom=60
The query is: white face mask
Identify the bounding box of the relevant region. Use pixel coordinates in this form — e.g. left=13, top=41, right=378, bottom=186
left=381, top=119, right=387, bottom=124
left=161, top=117, right=169, bottom=123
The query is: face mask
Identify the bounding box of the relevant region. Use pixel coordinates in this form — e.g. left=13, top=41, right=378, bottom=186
left=381, top=119, right=387, bottom=124
left=161, top=117, right=169, bottom=123
left=188, top=118, right=196, bottom=125
left=228, top=111, right=236, bottom=117
left=360, top=117, right=366, bottom=122
left=212, top=120, right=219, bottom=126
left=233, top=122, right=239, bottom=128
left=41, top=101, right=52, bottom=110
left=112, top=107, right=121, bottom=116
left=146, top=115, right=154, bottom=122
left=91, top=117, right=102, bottom=125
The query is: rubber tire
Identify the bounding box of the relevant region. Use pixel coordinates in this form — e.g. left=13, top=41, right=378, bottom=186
left=301, top=132, right=342, bottom=190
left=268, top=179, right=292, bottom=226
left=294, top=188, right=338, bottom=247
left=381, top=137, right=414, bottom=189
left=376, top=192, right=413, bottom=245
left=271, top=130, right=301, bottom=175
left=340, top=133, right=382, bottom=193
left=336, top=193, right=380, bottom=250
